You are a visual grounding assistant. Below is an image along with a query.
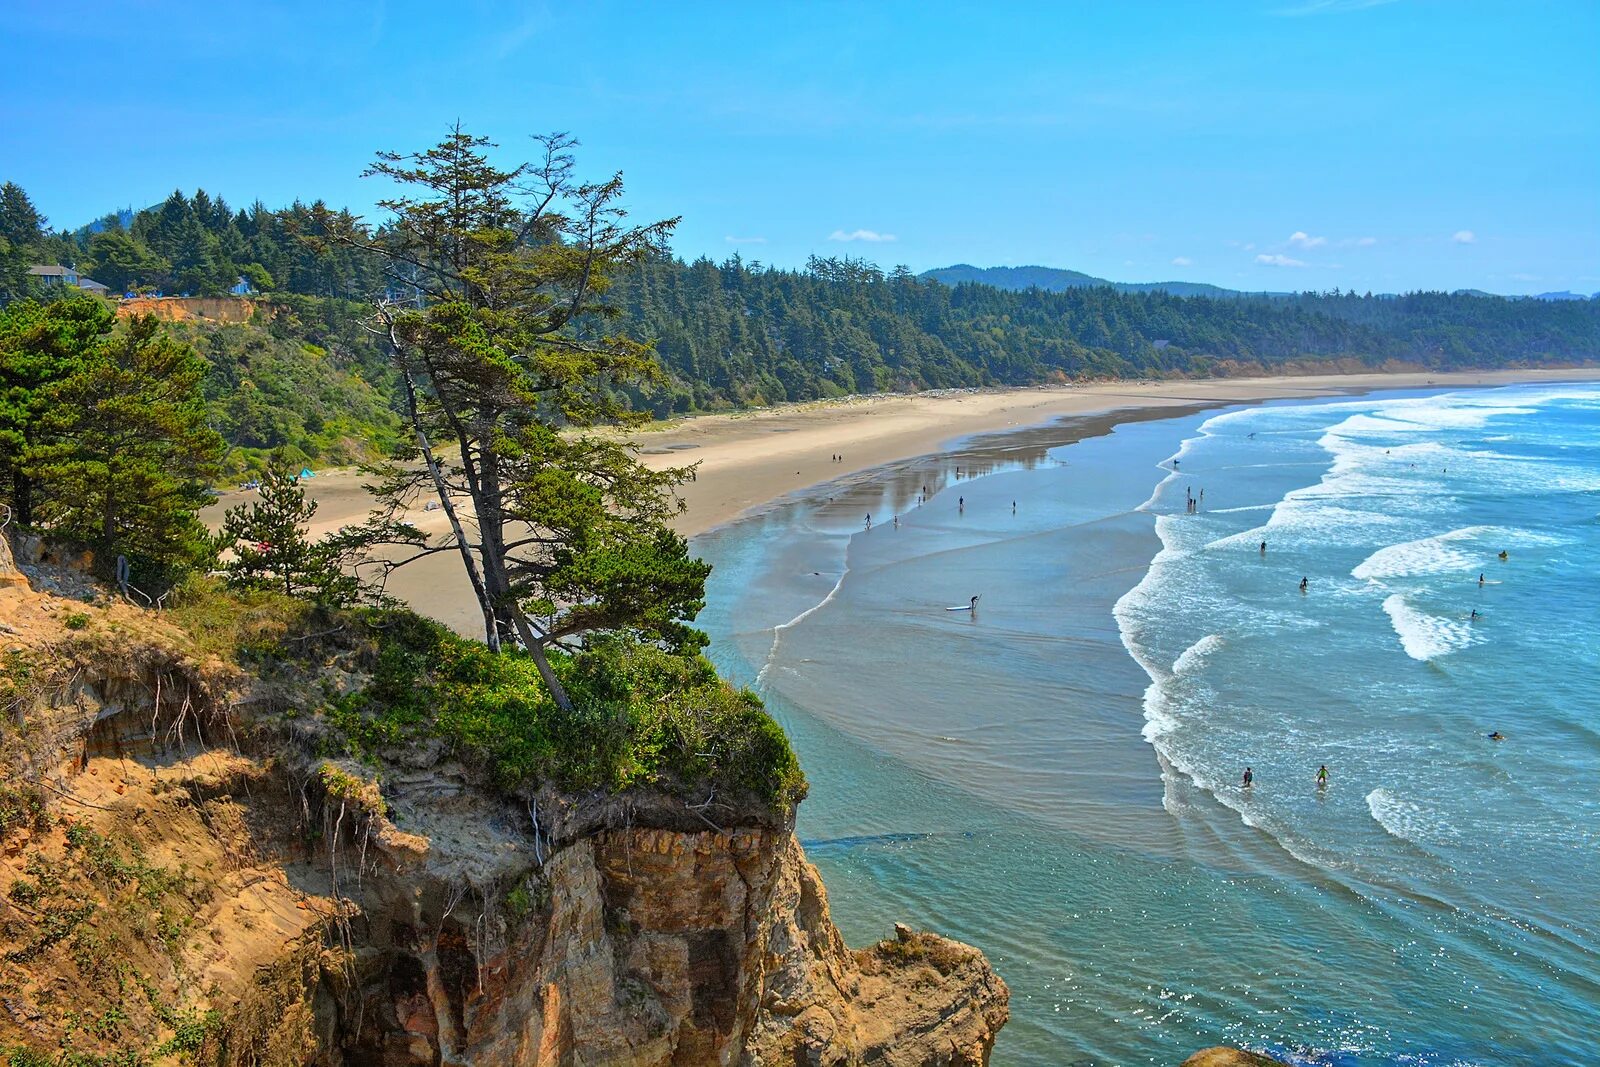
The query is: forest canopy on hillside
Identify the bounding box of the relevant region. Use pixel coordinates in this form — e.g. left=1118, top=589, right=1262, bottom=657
left=2, top=180, right=1596, bottom=426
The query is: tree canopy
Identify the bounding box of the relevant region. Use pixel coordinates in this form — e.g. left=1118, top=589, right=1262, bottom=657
left=341, top=128, right=704, bottom=712
left=0, top=297, right=224, bottom=587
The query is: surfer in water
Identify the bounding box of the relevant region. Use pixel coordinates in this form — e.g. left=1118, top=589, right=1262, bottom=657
left=1478, top=572, right=1486, bottom=587
left=1498, top=550, right=1508, bottom=561
left=969, top=595, right=980, bottom=611
left=1470, top=609, right=1480, bottom=621
left=1259, top=540, right=1267, bottom=555
left=1317, top=765, right=1328, bottom=789
left=1242, top=767, right=1254, bottom=788
left=1299, top=576, right=1309, bottom=593
left=1488, top=731, right=1505, bottom=742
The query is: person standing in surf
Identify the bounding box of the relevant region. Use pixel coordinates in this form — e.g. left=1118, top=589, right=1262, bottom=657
left=1243, top=767, right=1254, bottom=788
left=1317, top=765, right=1328, bottom=789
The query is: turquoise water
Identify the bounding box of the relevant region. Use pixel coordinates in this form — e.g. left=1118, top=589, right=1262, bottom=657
left=692, top=383, right=1600, bottom=1066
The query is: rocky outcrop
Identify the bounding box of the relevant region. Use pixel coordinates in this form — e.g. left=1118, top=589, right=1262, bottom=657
left=0, top=580, right=1008, bottom=1065
left=310, top=775, right=1009, bottom=1065
left=743, top=838, right=1007, bottom=1065
left=1181, top=1048, right=1288, bottom=1067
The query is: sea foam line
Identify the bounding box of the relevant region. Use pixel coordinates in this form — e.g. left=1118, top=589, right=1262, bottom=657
left=753, top=564, right=850, bottom=688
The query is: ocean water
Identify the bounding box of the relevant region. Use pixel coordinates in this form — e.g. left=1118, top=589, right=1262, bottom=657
left=691, top=383, right=1600, bottom=1066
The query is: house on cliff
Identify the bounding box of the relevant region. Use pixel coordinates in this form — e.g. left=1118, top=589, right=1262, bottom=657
left=28, top=263, right=110, bottom=296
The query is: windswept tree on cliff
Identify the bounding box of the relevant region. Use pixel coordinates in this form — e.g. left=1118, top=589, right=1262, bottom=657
left=336, top=127, right=706, bottom=712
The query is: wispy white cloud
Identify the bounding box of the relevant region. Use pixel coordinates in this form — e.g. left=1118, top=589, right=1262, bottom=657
left=1171, top=256, right=1193, bottom=267
left=1452, top=229, right=1477, bottom=244
left=1288, top=231, right=1327, bottom=249
left=724, top=235, right=767, bottom=244
left=1272, top=0, right=1399, bottom=16
left=1256, top=253, right=1307, bottom=267
left=829, top=228, right=896, bottom=243
left=492, top=11, right=543, bottom=60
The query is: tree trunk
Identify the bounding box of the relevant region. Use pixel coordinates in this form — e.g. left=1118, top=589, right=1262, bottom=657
left=398, top=367, right=500, bottom=651
left=510, top=611, right=575, bottom=714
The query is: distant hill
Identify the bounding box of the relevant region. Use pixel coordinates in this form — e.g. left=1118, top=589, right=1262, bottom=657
left=1532, top=290, right=1595, bottom=302
left=73, top=207, right=138, bottom=238
left=919, top=263, right=1289, bottom=299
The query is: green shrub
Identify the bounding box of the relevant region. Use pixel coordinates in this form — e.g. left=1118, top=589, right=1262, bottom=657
left=63, top=612, right=90, bottom=630
left=0, top=784, right=50, bottom=840
left=328, top=611, right=806, bottom=810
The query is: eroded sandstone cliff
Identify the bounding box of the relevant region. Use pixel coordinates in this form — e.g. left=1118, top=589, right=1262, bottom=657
left=0, top=558, right=1007, bottom=1065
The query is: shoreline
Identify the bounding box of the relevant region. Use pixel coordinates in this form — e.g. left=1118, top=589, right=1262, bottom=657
left=223, top=367, right=1600, bottom=634
left=617, top=367, right=1600, bottom=538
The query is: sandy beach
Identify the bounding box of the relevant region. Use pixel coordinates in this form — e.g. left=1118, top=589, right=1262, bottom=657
left=216, top=367, right=1599, bottom=635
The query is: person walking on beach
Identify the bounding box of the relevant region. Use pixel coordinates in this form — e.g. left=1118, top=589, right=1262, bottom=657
left=865, top=513, right=872, bottom=529
left=1243, top=767, right=1254, bottom=788
left=959, top=496, right=965, bottom=513
left=1317, top=765, right=1328, bottom=789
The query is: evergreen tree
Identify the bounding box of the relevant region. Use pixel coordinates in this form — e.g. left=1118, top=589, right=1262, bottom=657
left=0, top=296, right=111, bottom=526
left=0, top=183, right=44, bottom=252
left=340, top=127, right=699, bottom=711
left=30, top=314, right=226, bottom=584
left=217, top=467, right=361, bottom=604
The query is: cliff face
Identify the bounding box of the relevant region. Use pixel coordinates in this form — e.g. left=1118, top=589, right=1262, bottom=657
left=0, top=564, right=1007, bottom=1065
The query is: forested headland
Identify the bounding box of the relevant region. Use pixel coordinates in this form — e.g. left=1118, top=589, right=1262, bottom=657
left=3, top=179, right=1597, bottom=437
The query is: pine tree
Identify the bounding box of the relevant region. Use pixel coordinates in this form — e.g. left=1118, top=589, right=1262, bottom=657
left=336, top=127, right=701, bottom=711
left=30, top=314, right=225, bottom=585
left=218, top=467, right=361, bottom=604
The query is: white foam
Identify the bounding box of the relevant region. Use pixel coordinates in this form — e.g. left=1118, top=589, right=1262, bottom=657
left=754, top=566, right=850, bottom=687
left=1367, top=788, right=1458, bottom=847
left=1380, top=593, right=1476, bottom=662
left=1171, top=634, right=1225, bottom=676
left=1353, top=525, right=1568, bottom=581
left=1352, top=527, right=1488, bottom=580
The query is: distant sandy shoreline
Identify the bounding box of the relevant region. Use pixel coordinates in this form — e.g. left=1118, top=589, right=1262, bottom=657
left=214, top=367, right=1600, bottom=634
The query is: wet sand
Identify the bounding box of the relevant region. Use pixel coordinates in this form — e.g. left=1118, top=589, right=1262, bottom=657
left=209, top=367, right=1600, bottom=636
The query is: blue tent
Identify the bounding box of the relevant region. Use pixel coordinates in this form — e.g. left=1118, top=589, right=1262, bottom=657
left=298, top=467, right=315, bottom=480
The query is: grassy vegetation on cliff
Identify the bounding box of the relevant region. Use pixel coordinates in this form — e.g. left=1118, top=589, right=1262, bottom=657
left=327, top=611, right=805, bottom=809
left=163, top=581, right=806, bottom=812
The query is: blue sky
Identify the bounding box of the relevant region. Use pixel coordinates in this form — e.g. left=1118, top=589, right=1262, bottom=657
left=3, top=0, right=1596, bottom=294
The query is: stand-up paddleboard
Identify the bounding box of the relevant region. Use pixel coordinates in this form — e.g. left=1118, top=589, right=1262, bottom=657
left=945, top=605, right=975, bottom=611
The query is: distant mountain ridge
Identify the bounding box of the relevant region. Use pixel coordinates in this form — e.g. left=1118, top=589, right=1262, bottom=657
left=920, top=263, right=1290, bottom=299
left=921, top=264, right=1597, bottom=303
